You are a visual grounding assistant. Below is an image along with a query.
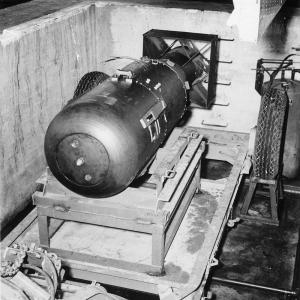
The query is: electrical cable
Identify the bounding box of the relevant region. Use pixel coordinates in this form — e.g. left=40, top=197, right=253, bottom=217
left=21, top=264, right=56, bottom=300
left=1, top=277, right=30, bottom=300
left=267, top=54, right=296, bottom=90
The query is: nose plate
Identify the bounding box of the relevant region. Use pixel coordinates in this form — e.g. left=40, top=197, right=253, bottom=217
left=56, top=133, right=109, bottom=186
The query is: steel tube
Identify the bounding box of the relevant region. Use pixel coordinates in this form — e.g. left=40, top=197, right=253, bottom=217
left=212, top=276, right=297, bottom=296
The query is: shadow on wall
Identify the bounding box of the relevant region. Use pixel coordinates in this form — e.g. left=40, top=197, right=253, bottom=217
left=0, top=0, right=31, bottom=9
left=262, top=2, right=300, bottom=53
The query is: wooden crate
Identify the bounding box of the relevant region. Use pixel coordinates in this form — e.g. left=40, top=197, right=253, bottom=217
left=33, top=128, right=205, bottom=274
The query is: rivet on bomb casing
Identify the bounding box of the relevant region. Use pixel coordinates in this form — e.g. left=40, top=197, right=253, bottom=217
left=154, top=83, right=161, bottom=90
left=85, top=174, right=92, bottom=182
left=185, top=81, right=190, bottom=90
left=76, top=157, right=85, bottom=166
left=166, top=60, right=175, bottom=67
left=71, top=139, right=80, bottom=148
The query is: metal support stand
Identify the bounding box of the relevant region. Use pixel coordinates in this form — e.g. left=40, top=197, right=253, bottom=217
left=240, top=175, right=283, bottom=226
left=33, top=128, right=205, bottom=275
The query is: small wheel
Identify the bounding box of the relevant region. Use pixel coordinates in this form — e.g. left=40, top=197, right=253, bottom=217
left=73, top=71, right=109, bottom=99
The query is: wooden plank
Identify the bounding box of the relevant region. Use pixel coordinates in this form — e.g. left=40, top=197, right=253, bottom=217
left=36, top=181, right=159, bottom=211
left=158, top=136, right=203, bottom=202
left=37, top=215, right=50, bottom=247
left=161, top=142, right=205, bottom=216
left=164, top=175, right=197, bottom=255
left=46, top=247, right=162, bottom=275
left=33, top=190, right=164, bottom=223
left=151, top=225, right=165, bottom=268
left=1, top=208, right=63, bottom=249
left=1, top=208, right=37, bottom=249
left=183, top=127, right=249, bottom=146
left=175, top=150, right=247, bottom=299
left=65, top=262, right=159, bottom=295
left=205, top=144, right=237, bottom=164
left=37, top=207, right=155, bottom=234
left=152, top=137, right=188, bottom=179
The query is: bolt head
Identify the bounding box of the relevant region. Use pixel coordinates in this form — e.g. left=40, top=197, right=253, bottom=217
left=71, top=139, right=79, bottom=148
left=85, top=174, right=92, bottom=181
left=76, top=157, right=85, bottom=166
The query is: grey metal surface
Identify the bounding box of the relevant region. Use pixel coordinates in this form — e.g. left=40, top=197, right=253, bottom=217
left=45, top=30, right=215, bottom=198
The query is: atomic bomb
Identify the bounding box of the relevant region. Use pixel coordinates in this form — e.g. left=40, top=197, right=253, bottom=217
left=44, top=37, right=211, bottom=198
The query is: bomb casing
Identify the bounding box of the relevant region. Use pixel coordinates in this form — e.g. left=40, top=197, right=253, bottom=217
left=44, top=47, right=204, bottom=198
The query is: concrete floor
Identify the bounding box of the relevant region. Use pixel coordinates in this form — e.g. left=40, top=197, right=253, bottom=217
left=3, top=160, right=299, bottom=300
left=95, top=165, right=300, bottom=299
left=1, top=152, right=299, bottom=300
left=1, top=164, right=299, bottom=300
left=97, top=179, right=300, bottom=299
left=209, top=188, right=300, bottom=299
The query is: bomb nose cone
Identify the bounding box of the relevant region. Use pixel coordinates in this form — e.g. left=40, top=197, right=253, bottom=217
left=56, top=133, right=109, bottom=187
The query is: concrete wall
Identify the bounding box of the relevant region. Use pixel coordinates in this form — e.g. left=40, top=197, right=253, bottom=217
left=0, top=1, right=299, bottom=229
left=95, top=3, right=300, bottom=133
left=0, top=3, right=103, bottom=229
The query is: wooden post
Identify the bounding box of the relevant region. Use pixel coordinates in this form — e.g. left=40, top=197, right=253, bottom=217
left=240, top=176, right=282, bottom=226
left=37, top=215, right=50, bottom=247
left=240, top=179, right=257, bottom=215
left=151, top=225, right=165, bottom=270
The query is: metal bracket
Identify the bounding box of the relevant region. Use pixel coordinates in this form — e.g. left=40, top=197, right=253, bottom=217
left=140, top=101, right=166, bottom=129
left=188, top=131, right=199, bottom=141
left=241, top=156, right=252, bottom=175
left=213, top=95, right=230, bottom=106
left=215, top=80, right=231, bottom=86
left=162, top=169, right=177, bottom=180
left=209, top=257, right=219, bottom=268
left=218, top=37, right=235, bottom=41
left=158, top=284, right=177, bottom=300
left=156, top=169, right=177, bottom=199
left=140, top=100, right=166, bottom=142
left=217, top=60, right=233, bottom=64
left=42, top=167, right=50, bottom=196
left=112, top=69, right=133, bottom=84
left=149, top=121, right=161, bottom=142
left=73, top=281, right=110, bottom=299
left=201, top=291, right=213, bottom=300
left=227, top=217, right=241, bottom=228
left=202, top=118, right=228, bottom=128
